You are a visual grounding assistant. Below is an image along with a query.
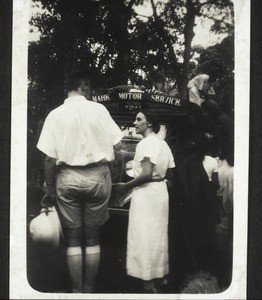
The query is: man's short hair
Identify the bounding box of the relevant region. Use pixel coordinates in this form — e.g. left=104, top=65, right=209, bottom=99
left=65, top=70, right=90, bottom=92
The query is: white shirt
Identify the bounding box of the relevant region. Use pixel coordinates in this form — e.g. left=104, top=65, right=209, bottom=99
left=132, top=135, right=175, bottom=179
left=202, top=155, right=219, bottom=181
left=37, top=95, right=124, bottom=165
left=187, top=74, right=216, bottom=106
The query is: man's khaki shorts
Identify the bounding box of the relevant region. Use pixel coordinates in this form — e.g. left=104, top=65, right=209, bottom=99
left=56, top=163, right=112, bottom=230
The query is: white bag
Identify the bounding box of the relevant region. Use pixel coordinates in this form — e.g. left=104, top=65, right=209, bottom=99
left=29, top=196, right=63, bottom=249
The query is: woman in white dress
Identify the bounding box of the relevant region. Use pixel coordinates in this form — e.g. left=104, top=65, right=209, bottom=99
left=116, top=111, right=175, bottom=292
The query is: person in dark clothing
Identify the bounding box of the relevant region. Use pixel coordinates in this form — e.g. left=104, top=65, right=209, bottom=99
left=172, top=133, right=220, bottom=277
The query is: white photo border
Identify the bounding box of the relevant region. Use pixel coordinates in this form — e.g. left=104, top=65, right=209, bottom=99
left=10, top=0, right=250, bottom=298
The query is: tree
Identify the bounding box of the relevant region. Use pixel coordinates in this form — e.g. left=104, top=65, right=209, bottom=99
left=138, top=0, right=234, bottom=100
left=180, top=0, right=234, bottom=100
left=29, top=0, right=234, bottom=102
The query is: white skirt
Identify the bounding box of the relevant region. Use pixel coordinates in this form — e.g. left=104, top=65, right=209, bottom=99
left=126, top=181, right=169, bottom=280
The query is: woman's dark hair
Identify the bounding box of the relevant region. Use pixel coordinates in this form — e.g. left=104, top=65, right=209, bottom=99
left=65, top=70, right=90, bottom=92
left=139, top=110, right=160, bottom=133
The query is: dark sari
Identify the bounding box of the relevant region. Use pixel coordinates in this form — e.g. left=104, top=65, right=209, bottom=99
left=173, top=153, right=219, bottom=273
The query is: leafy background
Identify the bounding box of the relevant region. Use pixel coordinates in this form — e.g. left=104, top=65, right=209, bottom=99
left=28, top=0, right=234, bottom=189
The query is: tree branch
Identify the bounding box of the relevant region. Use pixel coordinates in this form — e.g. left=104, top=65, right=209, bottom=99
left=150, top=0, right=157, bottom=19
left=148, top=0, right=181, bottom=79
left=180, top=0, right=196, bottom=100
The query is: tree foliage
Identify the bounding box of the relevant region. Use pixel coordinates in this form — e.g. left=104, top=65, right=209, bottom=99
left=29, top=0, right=234, bottom=103
left=28, top=0, right=234, bottom=186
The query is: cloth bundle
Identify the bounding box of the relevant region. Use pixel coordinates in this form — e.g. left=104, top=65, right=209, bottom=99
left=29, top=195, right=63, bottom=249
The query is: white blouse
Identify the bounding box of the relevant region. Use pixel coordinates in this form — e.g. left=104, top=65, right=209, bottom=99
left=132, top=135, right=175, bottom=180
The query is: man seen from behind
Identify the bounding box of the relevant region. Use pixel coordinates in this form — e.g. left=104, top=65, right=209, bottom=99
left=37, top=70, right=124, bottom=293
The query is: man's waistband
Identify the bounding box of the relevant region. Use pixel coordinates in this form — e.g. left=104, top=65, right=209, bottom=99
left=57, top=161, right=109, bottom=170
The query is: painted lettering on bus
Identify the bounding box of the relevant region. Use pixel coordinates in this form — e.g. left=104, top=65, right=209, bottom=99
left=151, top=94, right=181, bottom=107
left=92, top=94, right=110, bottom=102
left=119, top=93, right=142, bottom=100
left=165, top=97, right=181, bottom=107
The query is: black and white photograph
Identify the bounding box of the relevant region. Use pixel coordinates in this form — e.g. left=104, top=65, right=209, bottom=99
left=10, top=0, right=249, bottom=299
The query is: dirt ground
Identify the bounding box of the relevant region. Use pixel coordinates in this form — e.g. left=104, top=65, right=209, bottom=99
left=27, top=186, right=232, bottom=295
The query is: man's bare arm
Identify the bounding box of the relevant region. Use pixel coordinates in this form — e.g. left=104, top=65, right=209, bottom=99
left=44, top=156, right=57, bottom=205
